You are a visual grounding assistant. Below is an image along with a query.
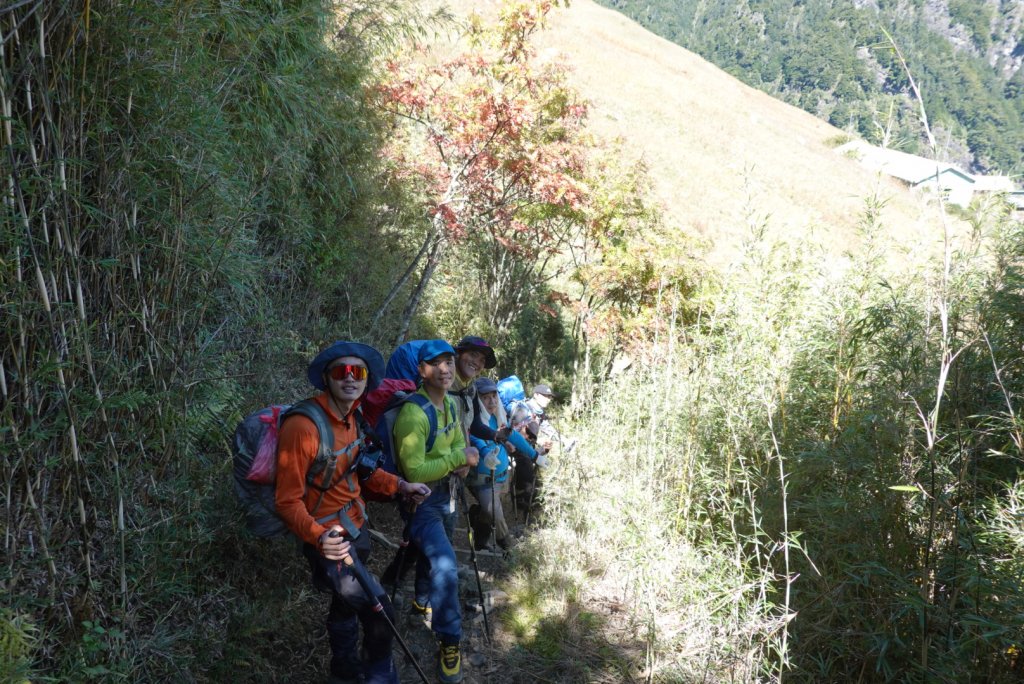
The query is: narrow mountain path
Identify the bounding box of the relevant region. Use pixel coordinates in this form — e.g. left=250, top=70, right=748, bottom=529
left=366, top=495, right=550, bottom=684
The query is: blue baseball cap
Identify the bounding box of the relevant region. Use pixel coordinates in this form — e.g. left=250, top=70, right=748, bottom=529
left=474, top=377, right=498, bottom=394
left=455, top=335, right=497, bottom=368
left=307, top=341, right=385, bottom=392
left=417, top=339, right=457, bottom=363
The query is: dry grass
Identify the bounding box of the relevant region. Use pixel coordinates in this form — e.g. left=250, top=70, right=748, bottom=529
left=434, top=0, right=964, bottom=270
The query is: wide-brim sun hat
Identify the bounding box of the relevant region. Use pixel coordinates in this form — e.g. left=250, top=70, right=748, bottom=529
left=417, top=339, right=457, bottom=364
left=307, top=341, right=386, bottom=392
left=455, top=335, right=497, bottom=369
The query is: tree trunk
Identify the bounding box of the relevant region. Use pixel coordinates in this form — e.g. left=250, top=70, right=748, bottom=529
left=394, top=232, right=444, bottom=347
left=369, top=230, right=434, bottom=335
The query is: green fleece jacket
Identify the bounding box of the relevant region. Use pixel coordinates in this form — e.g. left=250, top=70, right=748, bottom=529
left=394, top=388, right=466, bottom=483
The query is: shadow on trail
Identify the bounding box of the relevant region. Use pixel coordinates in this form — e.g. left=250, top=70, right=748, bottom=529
left=212, top=494, right=646, bottom=683
left=368, top=502, right=647, bottom=684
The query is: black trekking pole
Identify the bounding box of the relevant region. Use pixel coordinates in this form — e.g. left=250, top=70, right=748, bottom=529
left=328, top=532, right=431, bottom=684
left=456, top=480, right=491, bottom=642
left=524, top=453, right=540, bottom=528
left=388, top=504, right=416, bottom=603
left=505, top=418, right=528, bottom=520
left=509, top=456, right=518, bottom=519
left=490, top=468, right=498, bottom=553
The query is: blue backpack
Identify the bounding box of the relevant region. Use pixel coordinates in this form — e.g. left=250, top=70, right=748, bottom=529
left=384, top=340, right=431, bottom=384
left=497, top=375, right=526, bottom=413
left=364, top=341, right=461, bottom=495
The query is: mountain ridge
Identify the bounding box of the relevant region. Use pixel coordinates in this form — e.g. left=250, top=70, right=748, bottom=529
left=439, top=0, right=959, bottom=268
left=596, top=0, right=1024, bottom=174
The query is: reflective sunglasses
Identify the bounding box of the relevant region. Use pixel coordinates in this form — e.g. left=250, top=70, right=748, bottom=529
left=327, top=363, right=368, bottom=381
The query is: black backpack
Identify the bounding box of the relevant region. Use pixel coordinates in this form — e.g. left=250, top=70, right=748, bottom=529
left=232, top=400, right=360, bottom=538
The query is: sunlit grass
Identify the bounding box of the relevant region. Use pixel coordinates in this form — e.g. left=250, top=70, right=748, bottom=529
left=508, top=199, right=1024, bottom=681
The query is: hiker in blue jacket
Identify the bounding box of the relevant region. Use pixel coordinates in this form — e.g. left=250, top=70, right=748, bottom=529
left=467, top=377, right=536, bottom=551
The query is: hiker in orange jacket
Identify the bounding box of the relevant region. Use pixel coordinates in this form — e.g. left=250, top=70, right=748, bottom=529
left=276, top=340, right=428, bottom=684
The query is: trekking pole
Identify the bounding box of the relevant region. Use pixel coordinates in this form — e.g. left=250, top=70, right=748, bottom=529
left=328, top=532, right=431, bottom=684
left=524, top=456, right=539, bottom=528
left=506, top=418, right=527, bottom=520
left=456, top=480, right=491, bottom=641
left=509, top=457, right=518, bottom=519
left=388, top=503, right=416, bottom=603
left=489, top=468, right=498, bottom=554
left=524, top=445, right=547, bottom=529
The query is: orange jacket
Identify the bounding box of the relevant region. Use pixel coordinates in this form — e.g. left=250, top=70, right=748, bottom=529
left=275, top=393, right=399, bottom=546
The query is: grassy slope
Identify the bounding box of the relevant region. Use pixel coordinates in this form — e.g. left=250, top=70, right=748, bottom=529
left=441, top=0, right=957, bottom=269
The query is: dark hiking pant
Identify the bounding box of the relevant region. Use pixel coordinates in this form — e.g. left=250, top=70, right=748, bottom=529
left=304, top=525, right=397, bottom=684
left=512, top=450, right=536, bottom=508
left=469, top=478, right=509, bottom=549
left=406, top=483, right=461, bottom=643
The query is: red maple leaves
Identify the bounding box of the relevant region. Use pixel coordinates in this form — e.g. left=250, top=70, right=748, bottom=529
left=371, top=1, right=588, bottom=256
left=372, top=1, right=689, bottom=352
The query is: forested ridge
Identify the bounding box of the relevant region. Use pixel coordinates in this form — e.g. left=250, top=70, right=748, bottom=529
left=3, top=1, right=1024, bottom=683
left=597, top=0, right=1024, bottom=175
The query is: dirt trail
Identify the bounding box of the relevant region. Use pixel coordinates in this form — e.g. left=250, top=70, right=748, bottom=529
left=366, top=494, right=529, bottom=684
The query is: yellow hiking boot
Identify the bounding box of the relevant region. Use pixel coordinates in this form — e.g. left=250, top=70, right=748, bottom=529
left=437, top=641, right=463, bottom=683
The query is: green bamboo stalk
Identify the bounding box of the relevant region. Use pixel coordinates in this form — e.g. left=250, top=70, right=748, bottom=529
left=34, top=263, right=50, bottom=312
left=1, top=84, right=12, bottom=147
left=21, top=454, right=59, bottom=599
left=48, top=270, right=59, bottom=313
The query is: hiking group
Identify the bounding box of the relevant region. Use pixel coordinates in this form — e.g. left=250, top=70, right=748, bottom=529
left=233, top=335, right=567, bottom=683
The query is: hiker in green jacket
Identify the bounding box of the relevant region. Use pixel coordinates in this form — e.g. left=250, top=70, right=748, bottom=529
left=393, top=339, right=479, bottom=684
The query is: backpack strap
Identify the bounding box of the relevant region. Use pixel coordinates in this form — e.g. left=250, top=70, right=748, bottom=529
left=317, top=410, right=370, bottom=537
left=404, top=392, right=439, bottom=452
left=315, top=499, right=366, bottom=539
left=449, top=385, right=470, bottom=412
left=282, top=399, right=364, bottom=518
left=283, top=399, right=334, bottom=474
left=353, top=407, right=373, bottom=447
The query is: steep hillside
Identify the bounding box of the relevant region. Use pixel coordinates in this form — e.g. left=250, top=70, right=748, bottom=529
left=440, top=0, right=959, bottom=269
left=597, top=0, right=1024, bottom=174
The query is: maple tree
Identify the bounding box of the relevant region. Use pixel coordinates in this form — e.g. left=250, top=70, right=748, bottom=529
left=372, top=0, right=594, bottom=343
left=372, top=0, right=696, bottom=392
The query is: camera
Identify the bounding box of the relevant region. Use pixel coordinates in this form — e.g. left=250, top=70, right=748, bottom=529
left=355, top=434, right=384, bottom=481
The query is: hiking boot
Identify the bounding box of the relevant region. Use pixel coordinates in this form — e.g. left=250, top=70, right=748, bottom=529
left=437, top=641, right=463, bottom=683
left=411, top=598, right=432, bottom=628
left=363, top=655, right=398, bottom=684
